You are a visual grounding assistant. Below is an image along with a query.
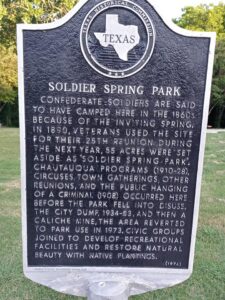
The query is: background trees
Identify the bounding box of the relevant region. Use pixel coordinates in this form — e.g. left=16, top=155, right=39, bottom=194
left=0, top=0, right=77, bottom=126
left=0, top=0, right=79, bottom=48
left=0, top=45, right=17, bottom=126
left=0, top=46, right=17, bottom=110
left=175, top=3, right=225, bottom=128
left=0, top=1, right=225, bottom=127
left=210, top=39, right=225, bottom=128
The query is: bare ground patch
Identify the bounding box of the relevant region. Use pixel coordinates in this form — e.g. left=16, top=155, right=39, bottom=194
left=0, top=207, right=21, bottom=218
left=204, top=197, right=215, bottom=203
left=217, top=198, right=225, bottom=203
left=216, top=170, right=225, bottom=175
left=207, top=154, right=217, bottom=158
left=0, top=180, right=21, bottom=217
left=204, top=215, right=225, bottom=233
left=1, top=179, right=21, bottom=192
left=212, top=160, right=223, bottom=165
left=5, top=179, right=20, bottom=189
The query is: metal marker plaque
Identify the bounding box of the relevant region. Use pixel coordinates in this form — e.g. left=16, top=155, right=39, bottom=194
left=17, top=0, right=216, bottom=299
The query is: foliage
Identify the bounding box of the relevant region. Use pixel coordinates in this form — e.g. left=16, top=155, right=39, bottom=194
left=0, top=0, right=78, bottom=47
left=0, top=45, right=17, bottom=113
left=175, top=3, right=225, bottom=39
left=211, top=39, right=225, bottom=106
left=175, top=3, right=225, bottom=128
left=210, top=39, right=225, bottom=127
left=0, top=0, right=78, bottom=125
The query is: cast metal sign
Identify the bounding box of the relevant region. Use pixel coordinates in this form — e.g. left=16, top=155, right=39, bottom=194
left=17, top=0, right=215, bottom=298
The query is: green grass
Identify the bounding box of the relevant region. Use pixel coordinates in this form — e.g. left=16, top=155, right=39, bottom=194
left=0, top=128, right=225, bottom=300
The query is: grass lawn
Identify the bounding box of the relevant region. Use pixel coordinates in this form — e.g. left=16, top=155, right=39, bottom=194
left=0, top=128, right=225, bottom=300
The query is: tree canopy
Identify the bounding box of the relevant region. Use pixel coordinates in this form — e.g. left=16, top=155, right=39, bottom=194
left=175, top=3, right=225, bottom=128
left=0, top=0, right=78, bottom=47
left=0, top=0, right=78, bottom=125
left=0, top=45, right=17, bottom=112
left=175, top=3, right=225, bottom=39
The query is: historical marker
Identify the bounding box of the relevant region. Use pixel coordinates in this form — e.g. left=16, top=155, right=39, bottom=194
left=17, top=0, right=216, bottom=298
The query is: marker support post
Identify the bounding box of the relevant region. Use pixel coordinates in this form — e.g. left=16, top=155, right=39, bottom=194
left=88, top=281, right=130, bottom=300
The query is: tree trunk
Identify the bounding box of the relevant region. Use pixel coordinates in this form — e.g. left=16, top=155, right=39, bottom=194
left=0, top=102, right=6, bottom=113
left=216, top=105, right=225, bottom=128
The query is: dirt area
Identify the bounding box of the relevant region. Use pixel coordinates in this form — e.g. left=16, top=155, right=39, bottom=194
left=4, top=179, right=21, bottom=190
